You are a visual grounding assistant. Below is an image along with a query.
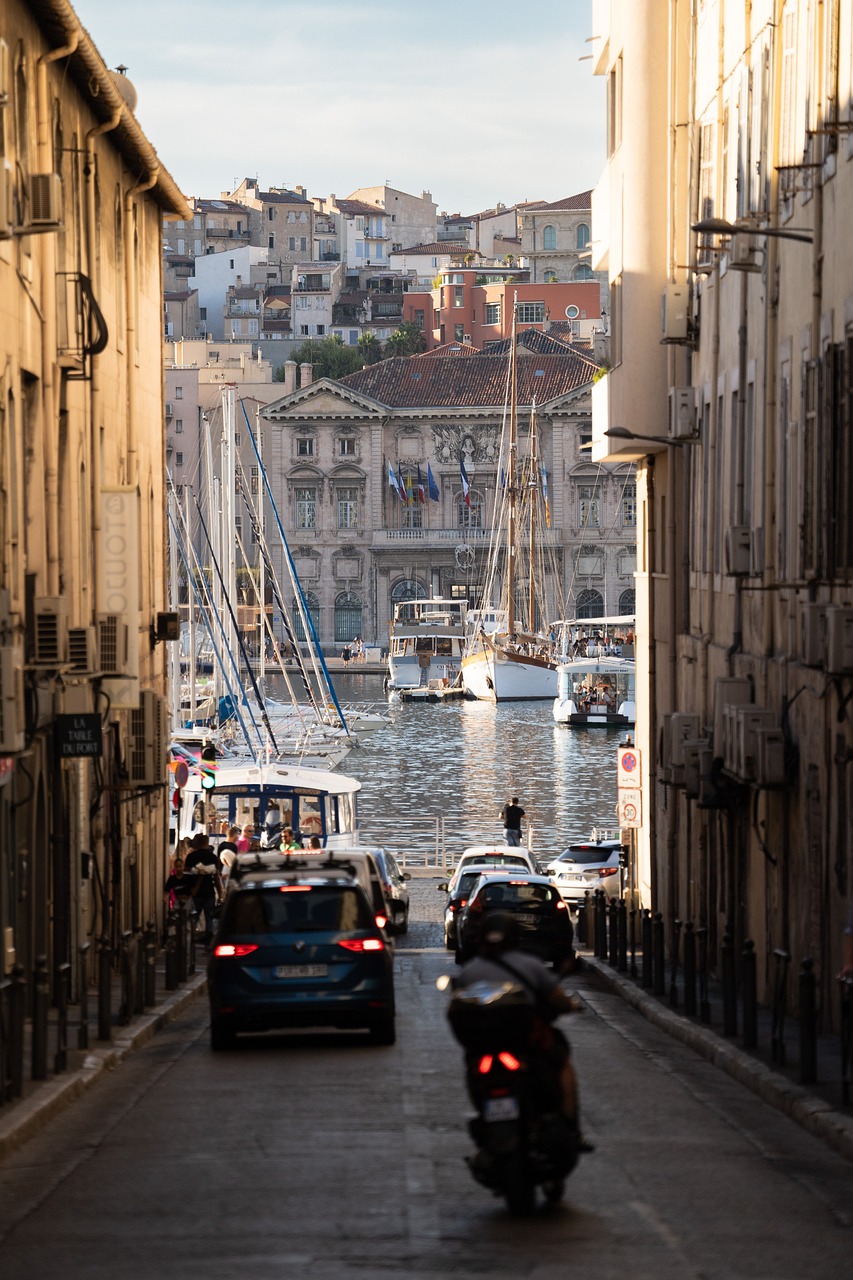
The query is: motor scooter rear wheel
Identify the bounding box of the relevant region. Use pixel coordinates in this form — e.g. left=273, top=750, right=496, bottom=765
left=498, top=1156, right=536, bottom=1217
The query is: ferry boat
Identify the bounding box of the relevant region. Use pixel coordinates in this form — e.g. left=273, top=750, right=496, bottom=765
left=386, top=597, right=468, bottom=694
left=552, top=650, right=635, bottom=728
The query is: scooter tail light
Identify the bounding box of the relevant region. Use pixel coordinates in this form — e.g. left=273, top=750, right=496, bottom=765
left=375, top=913, right=388, bottom=929
left=477, top=1054, right=493, bottom=1074
left=498, top=1051, right=521, bottom=1071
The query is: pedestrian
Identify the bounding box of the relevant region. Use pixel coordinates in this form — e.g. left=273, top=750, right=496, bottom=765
left=163, top=856, right=191, bottom=911
left=237, top=824, right=253, bottom=853
left=218, top=824, right=240, bottom=887
left=500, top=796, right=525, bottom=847
left=279, top=827, right=302, bottom=852
left=184, top=832, right=223, bottom=941
left=342, top=645, right=351, bottom=666
left=307, top=835, right=322, bottom=850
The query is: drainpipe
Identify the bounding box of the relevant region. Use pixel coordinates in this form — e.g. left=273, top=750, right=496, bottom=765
left=726, top=265, right=748, bottom=675
left=124, top=167, right=160, bottom=488
left=36, top=30, right=79, bottom=596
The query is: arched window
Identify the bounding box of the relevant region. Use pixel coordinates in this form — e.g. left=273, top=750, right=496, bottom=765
left=391, top=579, right=427, bottom=617
left=572, top=262, right=594, bottom=280
left=291, top=592, right=319, bottom=643
left=335, top=592, right=362, bottom=643
left=576, top=588, right=604, bottom=619
left=576, top=222, right=590, bottom=249
left=544, top=271, right=558, bottom=283
left=618, top=589, right=636, bottom=616
left=542, top=224, right=557, bottom=250
left=457, top=489, right=483, bottom=529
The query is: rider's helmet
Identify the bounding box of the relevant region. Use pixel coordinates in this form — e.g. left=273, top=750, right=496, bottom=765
left=476, top=910, right=520, bottom=955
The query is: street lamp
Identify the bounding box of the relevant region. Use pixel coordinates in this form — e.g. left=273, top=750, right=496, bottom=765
left=605, top=426, right=698, bottom=448
left=691, top=217, right=813, bottom=245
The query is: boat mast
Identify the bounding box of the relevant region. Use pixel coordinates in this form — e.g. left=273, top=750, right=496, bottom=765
left=528, top=398, right=537, bottom=633
left=506, top=296, right=518, bottom=636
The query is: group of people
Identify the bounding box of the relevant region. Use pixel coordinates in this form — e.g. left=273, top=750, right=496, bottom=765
left=341, top=636, right=365, bottom=666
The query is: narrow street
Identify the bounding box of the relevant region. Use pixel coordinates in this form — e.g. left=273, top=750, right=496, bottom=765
left=1, top=881, right=851, bottom=1279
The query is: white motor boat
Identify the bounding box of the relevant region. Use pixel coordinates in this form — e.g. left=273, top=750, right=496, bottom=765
left=387, top=597, right=468, bottom=694
left=552, top=651, right=636, bottom=728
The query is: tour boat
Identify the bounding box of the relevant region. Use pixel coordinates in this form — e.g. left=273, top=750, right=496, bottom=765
left=386, top=596, right=468, bottom=695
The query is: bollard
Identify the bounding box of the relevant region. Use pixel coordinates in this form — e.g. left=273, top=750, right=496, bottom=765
left=608, top=899, right=618, bottom=968
left=617, top=899, right=628, bottom=973
left=697, top=926, right=711, bottom=1023
left=31, top=956, right=49, bottom=1081
left=119, top=930, right=133, bottom=1027
left=144, top=921, right=157, bottom=1007
left=683, top=922, right=697, bottom=1017
left=9, top=964, right=26, bottom=1097
left=652, top=913, right=665, bottom=997
left=771, top=948, right=791, bottom=1065
left=165, top=912, right=178, bottom=990
left=54, top=961, right=71, bottom=1074
left=841, top=977, right=853, bottom=1105
left=135, top=929, right=145, bottom=1016
left=97, top=935, right=112, bottom=1042
left=176, top=905, right=188, bottom=985
left=596, top=892, right=608, bottom=960
left=0, top=977, right=8, bottom=1103
left=189, top=911, right=198, bottom=976
left=641, top=909, right=653, bottom=988
left=722, top=930, right=737, bottom=1036
left=799, top=957, right=817, bottom=1085
left=629, top=902, right=637, bottom=979
left=742, top=940, right=757, bottom=1049
left=577, top=893, right=592, bottom=948
left=77, top=943, right=90, bottom=1050
left=669, top=919, right=682, bottom=1008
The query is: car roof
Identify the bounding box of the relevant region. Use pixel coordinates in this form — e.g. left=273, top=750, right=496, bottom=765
left=234, top=871, right=360, bottom=892
left=460, top=845, right=529, bottom=858
left=471, top=871, right=551, bottom=887
left=563, top=841, right=621, bottom=852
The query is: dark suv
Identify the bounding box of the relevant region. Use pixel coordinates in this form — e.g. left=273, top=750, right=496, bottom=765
left=208, top=863, right=395, bottom=1049
left=455, top=872, right=575, bottom=967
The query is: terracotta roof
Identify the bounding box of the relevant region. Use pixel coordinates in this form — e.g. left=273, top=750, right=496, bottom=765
left=334, top=199, right=385, bottom=216
left=337, top=351, right=596, bottom=408
left=417, top=341, right=481, bottom=357
left=164, top=290, right=193, bottom=302
left=393, top=242, right=473, bottom=256
left=259, top=189, right=311, bottom=204
left=530, top=191, right=593, bottom=213
left=486, top=329, right=581, bottom=358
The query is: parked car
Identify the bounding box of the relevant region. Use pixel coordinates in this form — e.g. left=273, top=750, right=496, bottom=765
left=544, top=841, right=624, bottom=909
left=437, top=866, right=507, bottom=950
left=371, top=848, right=411, bottom=935
left=455, top=872, right=575, bottom=967
left=208, top=863, right=395, bottom=1049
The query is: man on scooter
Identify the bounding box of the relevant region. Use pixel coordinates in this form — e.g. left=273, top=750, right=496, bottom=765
left=456, top=911, right=594, bottom=1152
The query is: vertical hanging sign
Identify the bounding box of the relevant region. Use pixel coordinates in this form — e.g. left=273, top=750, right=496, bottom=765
left=616, top=744, right=642, bottom=828
left=98, top=487, right=141, bottom=709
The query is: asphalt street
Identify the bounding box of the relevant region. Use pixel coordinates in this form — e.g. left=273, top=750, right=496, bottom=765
left=0, top=878, right=851, bottom=1279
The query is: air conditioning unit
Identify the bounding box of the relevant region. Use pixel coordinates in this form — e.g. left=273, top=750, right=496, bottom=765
left=97, top=614, right=129, bottom=674
left=661, top=284, right=689, bottom=340
left=725, top=526, right=751, bottom=575
left=683, top=739, right=712, bottom=799
left=754, top=726, right=787, bottom=788
left=669, top=386, right=697, bottom=440
left=729, top=234, right=761, bottom=272
left=735, top=707, right=777, bottom=781
left=165, top=402, right=174, bottom=418
left=826, top=606, right=853, bottom=674
left=713, top=676, right=753, bottom=753
left=667, top=713, right=701, bottom=784
left=33, top=596, right=68, bottom=664
left=0, top=645, right=25, bottom=753
left=128, top=690, right=166, bottom=787
left=67, top=626, right=98, bottom=673
left=800, top=601, right=830, bottom=667
left=29, top=173, right=62, bottom=226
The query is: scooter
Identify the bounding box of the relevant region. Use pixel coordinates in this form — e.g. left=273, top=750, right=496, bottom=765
left=441, top=976, right=579, bottom=1215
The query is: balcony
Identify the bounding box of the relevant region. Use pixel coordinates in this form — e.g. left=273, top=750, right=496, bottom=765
left=206, top=227, right=249, bottom=240
left=320, top=252, right=340, bottom=261
left=372, top=527, right=563, bottom=548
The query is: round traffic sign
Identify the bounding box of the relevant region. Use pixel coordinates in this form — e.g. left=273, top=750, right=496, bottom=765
left=173, top=760, right=189, bottom=789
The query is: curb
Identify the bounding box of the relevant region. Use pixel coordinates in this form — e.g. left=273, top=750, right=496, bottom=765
left=583, top=955, right=853, bottom=1163
left=0, top=973, right=208, bottom=1161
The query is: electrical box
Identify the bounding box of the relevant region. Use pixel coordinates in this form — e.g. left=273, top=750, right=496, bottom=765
left=662, top=284, right=689, bottom=340
left=826, top=606, right=853, bottom=675
left=668, top=386, right=697, bottom=439
left=713, top=677, right=753, bottom=753
left=33, top=596, right=67, bottom=664
left=725, top=527, right=751, bottom=575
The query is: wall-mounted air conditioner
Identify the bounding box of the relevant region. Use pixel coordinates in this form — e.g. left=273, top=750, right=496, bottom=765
left=129, top=690, right=166, bottom=787
left=725, top=526, right=751, bottom=575
left=729, top=234, right=761, bottom=272
left=165, top=402, right=174, bottom=418
left=668, top=387, right=697, bottom=440
left=754, top=727, right=787, bottom=788
left=826, top=606, right=853, bottom=675
left=735, top=707, right=777, bottom=781
left=683, top=739, right=712, bottom=799
left=29, top=173, right=63, bottom=226
left=713, top=676, right=753, bottom=752
left=661, top=284, right=689, bottom=340
left=67, top=626, right=98, bottom=673
left=800, top=601, right=830, bottom=667
left=668, top=713, right=701, bottom=784
left=97, top=614, right=129, bottom=674
left=0, top=645, right=25, bottom=753
left=0, top=39, right=10, bottom=106
left=33, top=596, right=68, bottom=664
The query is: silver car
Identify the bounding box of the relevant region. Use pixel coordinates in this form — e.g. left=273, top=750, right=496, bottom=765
left=545, top=841, right=623, bottom=909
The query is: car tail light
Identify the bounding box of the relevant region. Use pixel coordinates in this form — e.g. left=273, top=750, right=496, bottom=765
left=375, top=913, right=388, bottom=929
left=477, top=1054, right=494, bottom=1074
left=598, top=867, right=618, bottom=877
left=497, top=1051, right=521, bottom=1071
left=556, top=899, right=567, bottom=911
left=338, top=937, right=386, bottom=952
left=213, top=944, right=259, bottom=957
left=278, top=885, right=312, bottom=892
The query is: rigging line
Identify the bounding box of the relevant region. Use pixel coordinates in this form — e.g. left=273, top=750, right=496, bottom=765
left=239, top=397, right=349, bottom=734
left=193, top=495, right=281, bottom=756
left=166, top=506, right=260, bottom=754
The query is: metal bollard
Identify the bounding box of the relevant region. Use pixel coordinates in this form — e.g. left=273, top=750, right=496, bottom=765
left=617, top=899, right=628, bottom=973
left=669, top=919, right=682, bottom=1008
left=771, top=948, right=791, bottom=1064
left=97, top=935, right=112, bottom=1042
left=165, top=912, right=178, bottom=990
left=841, top=977, right=853, bottom=1105
left=629, top=903, right=637, bottom=979
left=742, top=940, right=757, bottom=1049
left=135, top=929, right=145, bottom=1016
left=578, top=892, right=592, bottom=948
left=0, top=977, right=9, bottom=1103
left=608, top=899, right=618, bottom=968
left=722, top=930, right=737, bottom=1036
left=77, top=943, right=90, bottom=1050
left=641, top=909, right=653, bottom=988
left=31, top=956, right=49, bottom=1081
left=189, top=911, right=198, bottom=976
left=119, top=930, right=133, bottom=1027
left=144, top=921, right=157, bottom=1007
left=597, top=892, right=608, bottom=960
left=799, top=957, right=817, bottom=1085
left=54, top=961, right=71, bottom=1074
left=9, top=964, right=26, bottom=1097
left=652, top=913, right=665, bottom=997
left=683, top=922, right=697, bottom=1018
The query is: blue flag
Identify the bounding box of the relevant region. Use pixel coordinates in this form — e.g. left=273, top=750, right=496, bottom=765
left=460, top=457, right=471, bottom=508
left=427, top=463, right=440, bottom=502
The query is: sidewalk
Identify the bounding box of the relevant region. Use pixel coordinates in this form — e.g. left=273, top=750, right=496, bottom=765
left=0, top=952, right=207, bottom=1160
left=581, top=945, right=853, bottom=1163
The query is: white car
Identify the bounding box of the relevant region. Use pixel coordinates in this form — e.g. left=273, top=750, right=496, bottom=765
left=545, top=841, right=623, bottom=909
left=446, top=845, right=538, bottom=893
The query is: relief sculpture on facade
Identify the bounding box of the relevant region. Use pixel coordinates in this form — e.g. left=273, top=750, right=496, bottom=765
left=432, top=424, right=499, bottom=465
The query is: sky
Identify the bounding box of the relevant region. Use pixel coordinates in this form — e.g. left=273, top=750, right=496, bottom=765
left=69, top=0, right=604, bottom=214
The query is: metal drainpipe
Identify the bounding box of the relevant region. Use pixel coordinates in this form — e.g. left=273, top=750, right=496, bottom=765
left=124, top=168, right=160, bottom=488
left=645, top=454, right=658, bottom=912
left=37, top=30, right=79, bottom=597
left=726, top=265, right=749, bottom=675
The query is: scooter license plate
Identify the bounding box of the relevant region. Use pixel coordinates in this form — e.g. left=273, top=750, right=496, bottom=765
left=484, top=1095, right=520, bottom=1121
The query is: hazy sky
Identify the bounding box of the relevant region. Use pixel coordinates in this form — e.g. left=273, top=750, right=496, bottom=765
left=69, top=0, right=604, bottom=214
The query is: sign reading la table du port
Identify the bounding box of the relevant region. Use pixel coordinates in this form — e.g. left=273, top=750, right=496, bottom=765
left=55, top=714, right=103, bottom=759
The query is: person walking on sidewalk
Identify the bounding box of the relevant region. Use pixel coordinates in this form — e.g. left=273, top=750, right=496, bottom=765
left=500, top=796, right=525, bottom=847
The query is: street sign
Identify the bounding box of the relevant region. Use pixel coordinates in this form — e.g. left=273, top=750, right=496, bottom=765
left=172, top=760, right=189, bottom=789
left=618, top=788, right=642, bottom=828
left=617, top=745, right=641, bottom=788
left=55, top=714, right=103, bottom=759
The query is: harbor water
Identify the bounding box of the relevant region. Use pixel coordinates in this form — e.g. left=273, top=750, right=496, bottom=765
left=268, top=672, right=624, bottom=864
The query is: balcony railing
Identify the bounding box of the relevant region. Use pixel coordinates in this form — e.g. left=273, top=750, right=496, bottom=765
left=206, top=227, right=249, bottom=239
left=372, top=527, right=562, bottom=547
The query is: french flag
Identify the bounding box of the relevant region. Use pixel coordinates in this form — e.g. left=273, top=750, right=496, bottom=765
left=460, top=457, right=471, bottom=508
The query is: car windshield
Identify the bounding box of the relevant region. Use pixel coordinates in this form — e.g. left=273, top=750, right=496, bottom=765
left=225, top=886, right=374, bottom=933
left=478, top=882, right=557, bottom=911
left=463, top=854, right=526, bottom=869
left=559, top=847, right=618, bottom=865
left=455, top=870, right=488, bottom=896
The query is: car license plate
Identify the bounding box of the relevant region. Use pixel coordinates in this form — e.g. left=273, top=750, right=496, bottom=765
left=484, top=1095, right=520, bottom=1121
left=274, top=964, right=328, bottom=978
left=516, top=912, right=538, bottom=923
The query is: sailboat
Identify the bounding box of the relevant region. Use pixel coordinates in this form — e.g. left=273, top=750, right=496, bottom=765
left=461, top=306, right=561, bottom=702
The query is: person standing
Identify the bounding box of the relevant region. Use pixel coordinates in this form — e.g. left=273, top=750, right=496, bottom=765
left=184, top=831, right=222, bottom=942
left=500, top=796, right=525, bottom=847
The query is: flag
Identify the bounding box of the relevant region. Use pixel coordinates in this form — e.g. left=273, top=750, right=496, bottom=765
left=388, top=462, right=403, bottom=501
left=396, top=464, right=407, bottom=503
left=427, top=463, right=440, bottom=502
left=405, top=470, right=414, bottom=505
left=460, top=457, right=471, bottom=508
left=500, top=466, right=506, bottom=491
left=541, top=465, right=551, bottom=528
left=416, top=465, right=426, bottom=505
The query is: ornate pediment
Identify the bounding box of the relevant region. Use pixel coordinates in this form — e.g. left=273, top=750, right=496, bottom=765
left=432, top=423, right=500, bottom=466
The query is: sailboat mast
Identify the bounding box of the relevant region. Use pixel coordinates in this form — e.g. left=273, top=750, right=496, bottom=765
left=506, top=297, right=518, bottom=635
left=528, top=398, right=537, bottom=632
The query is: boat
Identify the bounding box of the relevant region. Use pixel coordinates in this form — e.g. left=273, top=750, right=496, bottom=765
left=552, top=618, right=635, bottom=727
left=386, top=596, right=468, bottom=695
left=461, top=306, right=561, bottom=702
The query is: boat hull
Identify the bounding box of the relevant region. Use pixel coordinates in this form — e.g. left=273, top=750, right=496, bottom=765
left=461, top=649, right=558, bottom=701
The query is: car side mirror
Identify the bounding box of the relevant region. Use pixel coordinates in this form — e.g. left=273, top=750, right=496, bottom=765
left=437, top=882, right=448, bottom=892
left=402, top=872, right=412, bottom=881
